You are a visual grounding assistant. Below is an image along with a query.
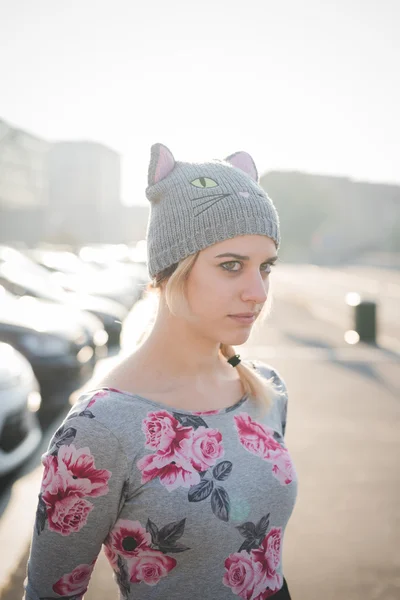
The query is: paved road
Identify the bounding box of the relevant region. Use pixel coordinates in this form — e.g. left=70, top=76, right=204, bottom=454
left=1, top=287, right=399, bottom=600
left=272, top=264, right=400, bottom=350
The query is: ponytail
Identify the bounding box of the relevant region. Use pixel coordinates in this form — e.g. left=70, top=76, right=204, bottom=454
left=220, top=343, right=275, bottom=412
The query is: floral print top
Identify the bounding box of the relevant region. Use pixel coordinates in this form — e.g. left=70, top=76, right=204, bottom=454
left=24, top=361, right=298, bottom=600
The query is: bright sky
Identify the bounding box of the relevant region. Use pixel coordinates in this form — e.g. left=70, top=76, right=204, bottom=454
left=1, top=0, right=399, bottom=205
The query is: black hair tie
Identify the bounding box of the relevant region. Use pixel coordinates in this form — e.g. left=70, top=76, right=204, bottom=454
left=227, top=354, right=241, bottom=367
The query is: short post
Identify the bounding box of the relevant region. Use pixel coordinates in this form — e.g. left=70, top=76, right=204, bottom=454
left=354, top=300, right=377, bottom=344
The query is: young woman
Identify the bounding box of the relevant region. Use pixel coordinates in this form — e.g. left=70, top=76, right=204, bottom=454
left=24, top=144, right=298, bottom=599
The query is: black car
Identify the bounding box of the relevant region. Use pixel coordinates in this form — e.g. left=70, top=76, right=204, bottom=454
left=0, top=287, right=107, bottom=408
left=0, top=246, right=127, bottom=348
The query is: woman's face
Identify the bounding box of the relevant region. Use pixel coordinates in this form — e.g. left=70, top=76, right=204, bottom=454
left=184, top=235, right=278, bottom=346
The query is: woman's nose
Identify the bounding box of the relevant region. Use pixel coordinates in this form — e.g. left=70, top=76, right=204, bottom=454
left=240, top=272, right=268, bottom=304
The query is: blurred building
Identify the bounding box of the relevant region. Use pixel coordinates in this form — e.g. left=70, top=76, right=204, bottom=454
left=2, top=117, right=399, bottom=262
left=114, top=204, right=149, bottom=244
left=47, top=141, right=122, bottom=244
left=261, top=171, right=400, bottom=265
left=0, top=119, right=148, bottom=246
left=309, top=180, right=400, bottom=264
left=0, top=119, right=49, bottom=244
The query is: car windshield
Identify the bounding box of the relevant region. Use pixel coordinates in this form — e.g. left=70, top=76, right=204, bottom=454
left=31, top=250, right=100, bottom=275
left=0, top=247, right=69, bottom=302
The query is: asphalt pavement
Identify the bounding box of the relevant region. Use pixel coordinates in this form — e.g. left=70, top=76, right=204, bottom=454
left=1, top=292, right=399, bottom=600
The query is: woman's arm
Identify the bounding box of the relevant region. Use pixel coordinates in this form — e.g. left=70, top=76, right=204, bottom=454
left=23, top=407, right=129, bottom=599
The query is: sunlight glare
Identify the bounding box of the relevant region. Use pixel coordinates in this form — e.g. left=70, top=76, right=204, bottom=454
left=345, top=292, right=361, bottom=306
left=344, top=330, right=360, bottom=345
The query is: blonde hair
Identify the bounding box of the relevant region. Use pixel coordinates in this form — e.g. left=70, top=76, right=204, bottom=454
left=151, top=252, right=279, bottom=413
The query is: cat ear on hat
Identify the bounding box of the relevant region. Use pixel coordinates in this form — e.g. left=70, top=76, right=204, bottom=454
left=225, top=151, right=258, bottom=182
left=148, top=143, right=176, bottom=186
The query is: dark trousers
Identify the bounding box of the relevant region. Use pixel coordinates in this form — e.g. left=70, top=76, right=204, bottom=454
left=272, top=577, right=292, bottom=599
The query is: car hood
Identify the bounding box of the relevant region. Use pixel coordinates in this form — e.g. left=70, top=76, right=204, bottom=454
left=0, top=296, right=92, bottom=340
left=65, top=292, right=128, bottom=321
left=52, top=271, right=133, bottom=296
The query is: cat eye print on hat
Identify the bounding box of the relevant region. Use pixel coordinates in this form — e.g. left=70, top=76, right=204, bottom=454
left=144, top=143, right=281, bottom=278
left=190, top=177, right=219, bottom=188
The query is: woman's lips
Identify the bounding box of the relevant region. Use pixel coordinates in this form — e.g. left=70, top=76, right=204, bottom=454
left=228, top=314, right=257, bottom=325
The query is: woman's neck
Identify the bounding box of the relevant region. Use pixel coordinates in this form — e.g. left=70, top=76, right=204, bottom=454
left=97, top=298, right=243, bottom=406
left=135, top=313, right=225, bottom=380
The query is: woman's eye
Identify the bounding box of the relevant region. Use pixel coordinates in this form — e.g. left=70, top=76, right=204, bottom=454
left=221, top=261, right=241, bottom=272
left=260, top=262, right=278, bottom=275
left=260, top=263, right=273, bottom=274
left=191, top=177, right=218, bottom=188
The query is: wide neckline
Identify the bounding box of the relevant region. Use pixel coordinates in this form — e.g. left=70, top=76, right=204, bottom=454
left=91, top=386, right=250, bottom=416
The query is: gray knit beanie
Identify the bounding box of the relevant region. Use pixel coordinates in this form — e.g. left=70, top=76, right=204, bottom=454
left=145, top=143, right=280, bottom=279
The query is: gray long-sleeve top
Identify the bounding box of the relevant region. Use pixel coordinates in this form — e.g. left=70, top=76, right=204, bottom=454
left=24, top=361, right=298, bottom=600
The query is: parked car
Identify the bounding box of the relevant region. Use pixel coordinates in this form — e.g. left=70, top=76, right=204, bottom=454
left=0, top=286, right=107, bottom=407
left=0, top=246, right=127, bottom=348
left=0, top=343, right=42, bottom=477
left=78, top=244, right=150, bottom=297
left=26, top=248, right=140, bottom=309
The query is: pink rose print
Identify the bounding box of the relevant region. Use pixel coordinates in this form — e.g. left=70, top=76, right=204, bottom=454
left=41, top=454, right=58, bottom=494
left=138, top=409, right=227, bottom=493
left=234, top=413, right=282, bottom=460
left=85, top=387, right=121, bottom=408
left=271, top=452, right=295, bottom=486
left=85, top=389, right=108, bottom=409
left=234, top=413, right=294, bottom=487
left=252, top=528, right=282, bottom=576
left=86, top=396, right=97, bottom=409
left=42, top=492, right=94, bottom=535
left=137, top=452, right=200, bottom=491
left=42, top=444, right=111, bottom=499
left=181, top=426, right=224, bottom=471
left=223, top=522, right=284, bottom=599
left=223, top=551, right=266, bottom=600
left=56, top=444, right=111, bottom=498
left=104, top=519, right=152, bottom=566
left=256, top=573, right=283, bottom=598
left=36, top=417, right=114, bottom=538
left=52, top=560, right=96, bottom=595
left=251, top=527, right=283, bottom=596
left=40, top=444, right=110, bottom=536
left=129, top=549, right=177, bottom=586
left=141, top=411, right=192, bottom=455
left=105, top=517, right=187, bottom=589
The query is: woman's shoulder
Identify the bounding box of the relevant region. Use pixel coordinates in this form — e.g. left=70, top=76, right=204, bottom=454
left=64, top=385, right=149, bottom=457
left=70, top=385, right=131, bottom=414
left=245, top=360, right=289, bottom=434
left=245, top=359, right=288, bottom=393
